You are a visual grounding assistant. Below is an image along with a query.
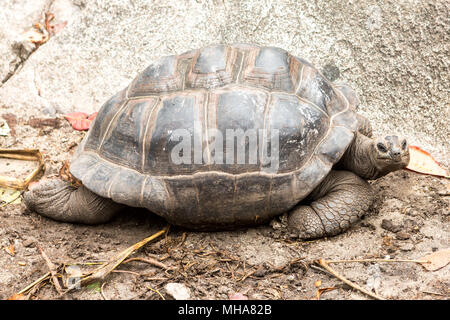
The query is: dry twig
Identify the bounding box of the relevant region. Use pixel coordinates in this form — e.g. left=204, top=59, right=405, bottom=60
left=12, top=228, right=169, bottom=298
left=123, top=257, right=171, bottom=270
left=74, top=228, right=168, bottom=288
left=100, top=282, right=108, bottom=300
left=147, top=286, right=165, bottom=300
left=315, top=259, right=385, bottom=300
left=37, top=245, right=63, bottom=295
left=326, top=258, right=429, bottom=264
left=15, top=272, right=51, bottom=297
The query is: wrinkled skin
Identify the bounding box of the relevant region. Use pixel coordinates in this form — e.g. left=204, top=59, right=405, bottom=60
left=25, top=178, right=123, bottom=224
left=286, top=132, right=409, bottom=239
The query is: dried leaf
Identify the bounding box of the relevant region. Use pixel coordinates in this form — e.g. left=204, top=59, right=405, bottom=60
left=64, top=112, right=88, bottom=124
left=75, top=119, right=92, bottom=131
left=406, top=146, right=449, bottom=178
left=49, top=21, right=67, bottom=35
left=21, top=23, right=49, bottom=45
left=20, top=12, right=66, bottom=47
left=59, top=161, right=82, bottom=187
left=44, top=12, right=67, bottom=36
left=44, top=12, right=55, bottom=32
left=64, top=112, right=96, bottom=131
left=88, top=112, right=98, bottom=121
left=419, top=248, right=450, bottom=271
left=7, top=293, right=25, bottom=300
left=316, top=287, right=337, bottom=300
left=228, top=292, right=249, bottom=300
left=5, top=244, right=15, bottom=256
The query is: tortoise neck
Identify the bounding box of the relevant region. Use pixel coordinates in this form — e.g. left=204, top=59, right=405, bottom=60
left=338, top=133, right=382, bottom=180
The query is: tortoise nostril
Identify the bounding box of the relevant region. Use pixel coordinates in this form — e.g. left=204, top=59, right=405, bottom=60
left=390, top=149, right=402, bottom=160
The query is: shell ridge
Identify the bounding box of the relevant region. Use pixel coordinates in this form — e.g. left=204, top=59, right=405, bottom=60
left=260, top=92, right=273, bottom=170
left=235, top=52, right=246, bottom=84
left=141, top=97, right=161, bottom=173
left=106, top=170, right=121, bottom=199
left=203, top=91, right=211, bottom=166
left=97, top=100, right=130, bottom=150
left=138, top=175, right=149, bottom=207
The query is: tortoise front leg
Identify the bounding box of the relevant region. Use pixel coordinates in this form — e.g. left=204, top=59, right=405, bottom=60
left=287, top=170, right=374, bottom=239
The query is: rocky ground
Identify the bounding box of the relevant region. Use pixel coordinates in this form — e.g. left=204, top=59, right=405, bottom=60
left=0, top=0, right=448, bottom=301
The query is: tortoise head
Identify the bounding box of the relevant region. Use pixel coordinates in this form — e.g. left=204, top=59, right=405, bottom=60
left=371, top=135, right=410, bottom=173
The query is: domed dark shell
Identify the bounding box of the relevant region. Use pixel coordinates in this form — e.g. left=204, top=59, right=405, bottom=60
left=70, top=44, right=359, bottom=229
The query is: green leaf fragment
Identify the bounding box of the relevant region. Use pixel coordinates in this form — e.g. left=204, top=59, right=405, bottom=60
left=0, top=187, right=21, bottom=205
left=86, top=281, right=102, bottom=293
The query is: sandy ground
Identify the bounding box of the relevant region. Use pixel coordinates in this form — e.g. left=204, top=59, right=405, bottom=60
left=0, top=116, right=448, bottom=300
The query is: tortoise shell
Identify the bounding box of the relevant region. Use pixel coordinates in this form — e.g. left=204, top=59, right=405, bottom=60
left=70, top=44, right=360, bottom=229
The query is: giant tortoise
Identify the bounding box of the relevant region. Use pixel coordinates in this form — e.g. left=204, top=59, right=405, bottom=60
left=24, top=44, right=410, bottom=239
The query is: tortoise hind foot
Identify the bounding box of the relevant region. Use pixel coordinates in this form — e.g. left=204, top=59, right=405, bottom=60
left=287, top=170, right=374, bottom=240
left=24, top=178, right=124, bottom=224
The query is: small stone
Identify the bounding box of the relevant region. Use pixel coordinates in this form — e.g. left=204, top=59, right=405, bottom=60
left=360, top=221, right=376, bottom=231
left=165, top=282, right=191, bottom=300
left=218, top=286, right=229, bottom=294
left=395, top=232, right=410, bottom=240
left=381, top=219, right=402, bottom=233
left=387, top=246, right=397, bottom=254
left=252, top=266, right=267, bottom=277
left=399, top=243, right=414, bottom=251
left=22, top=239, right=35, bottom=247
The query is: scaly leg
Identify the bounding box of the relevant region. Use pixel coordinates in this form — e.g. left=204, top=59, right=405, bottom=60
left=24, top=178, right=124, bottom=224
left=287, top=170, right=374, bottom=239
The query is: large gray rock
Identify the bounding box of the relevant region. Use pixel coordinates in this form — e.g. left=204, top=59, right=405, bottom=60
left=0, top=0, right=48, bottom=84
left=0, top=0, right=448, bottom=164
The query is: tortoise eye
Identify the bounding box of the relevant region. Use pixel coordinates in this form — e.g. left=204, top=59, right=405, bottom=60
left=377, top=143, right=387, bottom=153
left=401, top=140, right=407, bottom=150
